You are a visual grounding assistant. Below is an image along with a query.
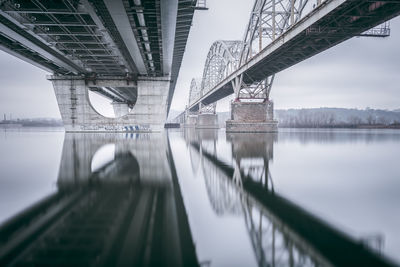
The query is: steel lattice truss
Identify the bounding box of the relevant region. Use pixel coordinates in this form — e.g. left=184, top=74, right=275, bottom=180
left=189, top=0, right=312, bottom=107
left=187, top=78, right=202, bottom=115
left=189, top=78, right=201, bottom=105
left=188, top=0, right=390, bottom=107
left=201, top=40, right=242, bottom=93
left=235, top=0, right=310, bottom=101
left=191, top=40, right=242, bottom=113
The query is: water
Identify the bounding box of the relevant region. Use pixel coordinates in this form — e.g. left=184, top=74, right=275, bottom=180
left=0, top=128, right=399, bottom=266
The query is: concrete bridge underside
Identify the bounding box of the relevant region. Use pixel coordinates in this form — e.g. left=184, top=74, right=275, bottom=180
left=0, top=0, right=198, bottom=131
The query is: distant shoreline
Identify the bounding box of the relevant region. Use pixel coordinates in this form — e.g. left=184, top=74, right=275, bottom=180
left=278, top=124, right=400, bottom=129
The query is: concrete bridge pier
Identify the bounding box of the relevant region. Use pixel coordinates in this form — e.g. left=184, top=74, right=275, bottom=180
left=226, top=101, right=278, bottom=132
left=49, top=75, right=171, bottom=132
left=184, top=113, right=198, bottom=128
left=111, top=102, right=130, bottom=118
left=196, top=113, right=219, bottom=129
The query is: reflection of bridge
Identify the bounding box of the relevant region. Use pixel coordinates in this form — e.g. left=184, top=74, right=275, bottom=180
left=187, top=131, right=396, bottom=267
left=0, top=133, right=198, bottom=266
left=0, top=1, right=203, bottom=131
left=176, top=0, right=400, bottom=131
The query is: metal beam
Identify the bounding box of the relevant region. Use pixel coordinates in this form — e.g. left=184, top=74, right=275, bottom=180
left=0, top=11, right=84, bottom=73
left=161, top=0, right=178, bottom=75
left=103, top=0, right=147, bottom=74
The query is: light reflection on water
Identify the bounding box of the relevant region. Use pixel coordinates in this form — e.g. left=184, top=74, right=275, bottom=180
left=0, top=128, right=399, bottom=266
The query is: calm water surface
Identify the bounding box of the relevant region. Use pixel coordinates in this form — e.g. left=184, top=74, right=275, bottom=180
left=0, top=128, right=399, bottom=266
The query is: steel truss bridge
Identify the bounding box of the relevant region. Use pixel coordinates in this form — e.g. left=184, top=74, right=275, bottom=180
left=177, top=0, right=399, bottom=121
left=0, top=0, right=204, bottom=113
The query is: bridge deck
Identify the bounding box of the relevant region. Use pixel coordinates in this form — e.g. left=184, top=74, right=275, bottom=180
left=0, top=0, right=197, bottom=109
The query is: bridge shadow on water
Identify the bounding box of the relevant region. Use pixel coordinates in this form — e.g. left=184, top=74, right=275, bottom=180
left=0, top=130, right=397, bottom=266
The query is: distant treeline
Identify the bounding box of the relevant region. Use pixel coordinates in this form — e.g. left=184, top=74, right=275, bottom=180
left=0, top=118, right=63, bottom=127
left=275, top=108, right=400, bottom=128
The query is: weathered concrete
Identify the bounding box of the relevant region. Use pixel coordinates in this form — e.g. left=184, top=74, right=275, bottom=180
left=226, top=101, right=278, bottom=132
left=196, top=113, right=218, bottom=129
left=49, top=75, right=170, bottom=132
left=184, top=114, right=197, bottom=127
left=112, top=102, right=130, bottom=117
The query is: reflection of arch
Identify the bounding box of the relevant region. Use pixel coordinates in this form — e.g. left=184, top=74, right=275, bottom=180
left=189, top=145, right=200, bottom=175
left=201, top=152, right=243, bottom=216
left=186, top=133, right=243, bottom=216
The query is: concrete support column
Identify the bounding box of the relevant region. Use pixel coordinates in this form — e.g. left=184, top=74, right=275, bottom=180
left=49, top=75, right=171, bottom=132
left=184, top=114, right=197, bottom=127
left=112, top=102, right=129, bottom=117
left=226, top=101, right=278, bottom=132
left=196, top=113, right=219, bottom=129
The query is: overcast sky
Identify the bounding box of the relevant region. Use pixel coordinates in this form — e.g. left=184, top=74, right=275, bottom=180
left=0, top=0, right=399, bottom=119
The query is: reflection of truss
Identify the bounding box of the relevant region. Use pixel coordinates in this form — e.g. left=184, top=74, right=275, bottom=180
left=194, top=141, right=330, bottom=266
left=240, top=158, right=274, bottom=192
left=197, top=141, right=243, bottom=216
left=242, top=199, right=328, bottom=267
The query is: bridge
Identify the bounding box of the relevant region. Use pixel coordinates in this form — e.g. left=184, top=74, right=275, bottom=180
left=0, top=0, right=204, bottom=131
left=176, top=0, right=400, bottom=132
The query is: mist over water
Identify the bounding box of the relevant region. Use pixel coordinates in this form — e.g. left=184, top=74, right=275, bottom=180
left=0, top=128, right=399, bottom=266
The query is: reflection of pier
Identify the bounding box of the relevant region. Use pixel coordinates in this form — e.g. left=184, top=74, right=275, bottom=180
left=227, top=133, right=276, bottom=192
left=189, top=133, right=395, bottom=267
left=0, top=133, right=198, bottom=266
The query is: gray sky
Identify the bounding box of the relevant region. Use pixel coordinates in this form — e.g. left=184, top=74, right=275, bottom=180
left=0, top=0, right=399, bottom=119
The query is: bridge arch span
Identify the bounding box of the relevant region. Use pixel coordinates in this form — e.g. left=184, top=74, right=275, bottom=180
left=189, top=78, right=202, bottom=106
left=200, top=40, right=242, bottom=95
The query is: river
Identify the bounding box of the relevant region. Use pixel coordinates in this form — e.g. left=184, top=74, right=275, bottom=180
left=0, top=128, right=399, bottom=266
